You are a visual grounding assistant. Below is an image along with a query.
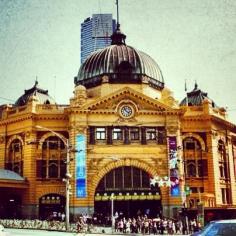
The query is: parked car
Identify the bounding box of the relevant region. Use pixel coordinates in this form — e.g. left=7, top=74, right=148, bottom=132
left=191, top=219, right=236, bottom=236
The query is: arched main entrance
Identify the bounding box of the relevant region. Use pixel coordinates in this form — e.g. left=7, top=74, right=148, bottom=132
left=0, top=192, right=21, bottom=219
left=94, top=166, right=162, bottom=219
left=39, top=194, right=65, bottom=220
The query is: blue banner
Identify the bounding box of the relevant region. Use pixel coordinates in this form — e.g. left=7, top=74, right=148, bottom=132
left=76, top=134, right=87, bottom=198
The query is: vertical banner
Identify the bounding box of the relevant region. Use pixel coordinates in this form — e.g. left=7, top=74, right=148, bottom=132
left=76, top=134, right=87, bottom=198
left=168, top=136, right=180, bottom=196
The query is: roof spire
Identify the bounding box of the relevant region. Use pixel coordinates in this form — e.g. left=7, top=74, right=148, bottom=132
left=116, top=0, right=119, bottom=26
left=34, top=76, right=38, bottom=87
left=111, top=0, right=126, bottom=45
left=194, top=80, right=198, bottom=90
left=185, top=79, right=188, bottom=106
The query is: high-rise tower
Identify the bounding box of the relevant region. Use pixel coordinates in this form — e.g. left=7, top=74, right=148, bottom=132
left=80, top=14, right=116, bottom=64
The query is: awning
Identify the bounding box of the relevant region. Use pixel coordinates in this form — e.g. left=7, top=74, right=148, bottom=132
left=0, top=169, right=29, bottom=189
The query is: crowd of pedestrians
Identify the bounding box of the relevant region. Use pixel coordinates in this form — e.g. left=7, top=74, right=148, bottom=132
left=113, top=215, right=200, bottom=235
left=0, top=214, right=201, bottom=235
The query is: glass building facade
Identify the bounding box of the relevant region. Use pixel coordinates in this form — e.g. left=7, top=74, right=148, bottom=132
left=80, top=14, right=116, bottom=64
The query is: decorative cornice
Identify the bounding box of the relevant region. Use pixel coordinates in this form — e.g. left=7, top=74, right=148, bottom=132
left=0, top=114, right=34, bottom=126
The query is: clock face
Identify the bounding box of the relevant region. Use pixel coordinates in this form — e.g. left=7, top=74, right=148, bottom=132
left=120, top=105, right=133, bottom=118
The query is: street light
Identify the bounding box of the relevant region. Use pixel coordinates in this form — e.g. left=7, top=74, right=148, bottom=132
left=36, top=125, right=71, bottom=231
left=111, top=193, right=115, bottom=233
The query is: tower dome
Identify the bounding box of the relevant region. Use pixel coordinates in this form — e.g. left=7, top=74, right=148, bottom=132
left=75, top=26, right=164, bottom=90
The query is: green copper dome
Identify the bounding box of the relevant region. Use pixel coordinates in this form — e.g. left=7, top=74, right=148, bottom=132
left=75, top=27, right=164, bottom=90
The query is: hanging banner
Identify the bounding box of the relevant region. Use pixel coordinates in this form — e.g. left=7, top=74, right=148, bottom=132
left=76, top=134, right=87, bottom=198
left=168, top=136, right=180, bottom=196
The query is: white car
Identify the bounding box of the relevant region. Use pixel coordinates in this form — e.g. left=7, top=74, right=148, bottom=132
left=191, top=219, right=236, bottom=236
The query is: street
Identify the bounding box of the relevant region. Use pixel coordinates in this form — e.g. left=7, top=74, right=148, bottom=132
left=1, top=228, right=75, bottom=236
left=1, top=228, right=190, bottom=236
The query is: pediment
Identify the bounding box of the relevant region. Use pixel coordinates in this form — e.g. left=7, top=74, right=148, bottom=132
left=82, top=87, right=179, bottom=114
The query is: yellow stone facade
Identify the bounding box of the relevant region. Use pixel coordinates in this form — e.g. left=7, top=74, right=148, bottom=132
left=0, top=78, right=236, bottom=221
left=0, top=27, right=236, bottom=221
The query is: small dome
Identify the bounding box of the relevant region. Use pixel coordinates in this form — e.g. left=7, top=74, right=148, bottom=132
left=180, top=82, right=217, bottom=107
left=15, top=81, right=56, bottom=106
left=75, top=27, right=164, bottom=90
left=75, top=85, right=86, bottom=91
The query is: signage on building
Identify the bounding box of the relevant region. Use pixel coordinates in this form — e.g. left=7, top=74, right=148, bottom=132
left=168, top=136, right=180, bottom=196
left=76, top=134, right=87, bottom=198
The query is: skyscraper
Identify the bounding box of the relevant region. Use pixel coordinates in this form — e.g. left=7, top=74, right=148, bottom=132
left=80, top=14, right=116, bottom=64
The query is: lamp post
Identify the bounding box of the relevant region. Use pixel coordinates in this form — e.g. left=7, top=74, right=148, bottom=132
left=36, top=125, right=71, bottom=231
left=111, top=193, right=115, bottom=233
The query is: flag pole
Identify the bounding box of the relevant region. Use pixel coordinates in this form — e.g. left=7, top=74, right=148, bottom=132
left=185, top=79, right=188, bottom=106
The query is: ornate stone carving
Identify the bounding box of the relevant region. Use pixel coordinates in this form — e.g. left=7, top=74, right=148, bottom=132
left=72, top=85, right=87, bottom=107
left=160, top=88, right=178, bottom=107
left=76, top=126, right=87, bottom=134
left=166, top=126, right=178, bottom=135
left=102, top=75, right=109, bottom=83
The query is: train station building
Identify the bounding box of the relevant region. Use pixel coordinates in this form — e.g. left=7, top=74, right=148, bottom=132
left=0, top=25, right=236, bottom=222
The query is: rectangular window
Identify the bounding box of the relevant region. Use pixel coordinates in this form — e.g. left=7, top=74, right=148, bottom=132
left=49, top=141, right=58, bottom=150
left=113, top=128, right=123, bottom=140
left=233, top=143, right=236, bottom=177
left=198, top=160, right=208, bottom=177
left=221, top=188, right=226, bottom=204
left=141, top=171, right=150, bottom=188
left=146, top=128, right=156, bottom=140
left=226, top=188, right=231, bottom=204
left=130, top=127, right=140, bottom=140
left=219, top=164, right=224, bottom=178
left=199, top=187, right=204, bottom=193
left=187, top=160, right=196, bottom=177
left=115, top=168, right=123, bottom=189
left=36, top=160, right=46, bottom=178
left=106, top=171, right=114, bottom=188
left=185, top=142, right=195, bottom=150
left=13, top=143, right=20, bottom=152
left=190, top=187, right=198, bottom=193
left=133, top=168, right=141, bottom=188
left=60, top=161, right=66, bottom=178
left=124, top=166, right=132, bottom=188
left=96, top=127, right=106, bottom=140
left=157, top=129, right=166, bottom=144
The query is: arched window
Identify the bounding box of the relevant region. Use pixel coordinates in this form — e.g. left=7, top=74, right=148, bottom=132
left=49, top=163, right=58, bottom=178
left=117, top=61, right=133, bottom=74
left=183, top=137, right=208, bottom=178
left=187, top=162, right=196, bottom=177
left=96, top=166, right=153, bottom=191
left=218, top=139, right=229, bottom=179
left=36, top=136, right=66, bottom=179
left=5, top=139, right=23, bottom=176
left=218, top=139, right=226, bottom=155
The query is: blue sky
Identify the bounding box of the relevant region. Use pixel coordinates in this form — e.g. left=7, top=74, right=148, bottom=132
left=0, top=0, right=235, bottom=121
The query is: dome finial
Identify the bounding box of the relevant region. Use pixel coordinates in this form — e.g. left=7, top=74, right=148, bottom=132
left=116, top=0, right=119, bottom=27
left=34, top=76, right=38, bottom=87
left=194, top=80, right=198, bottom=90
left=111, top=0, right=126, bottom=45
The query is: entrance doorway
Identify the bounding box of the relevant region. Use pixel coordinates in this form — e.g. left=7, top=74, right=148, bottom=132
left=94, top=166, right=162, bottom=219
left=39, top=194, right=65, bottom=220
left=0, top=193, right=21, bottom=219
